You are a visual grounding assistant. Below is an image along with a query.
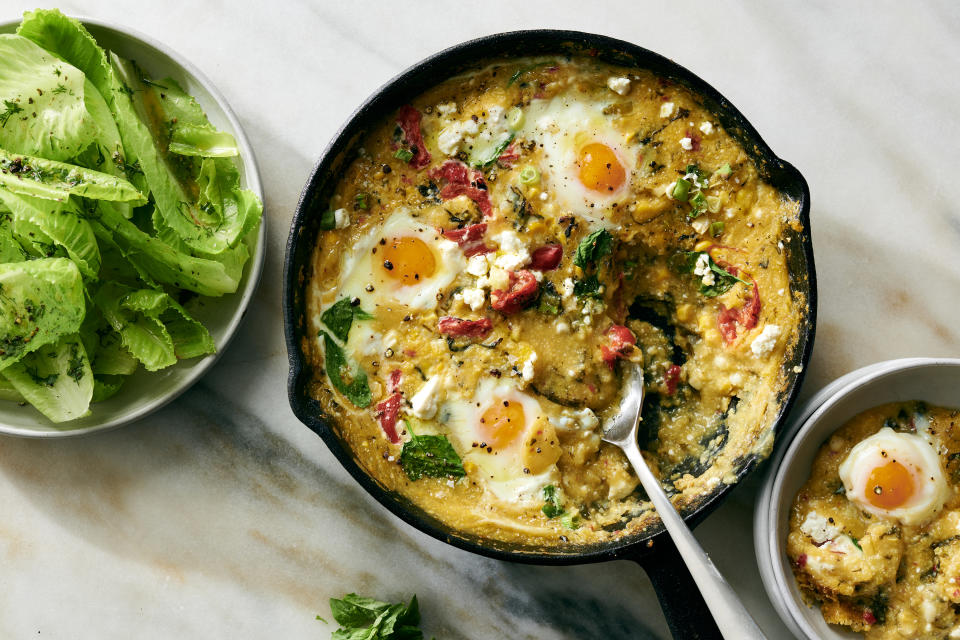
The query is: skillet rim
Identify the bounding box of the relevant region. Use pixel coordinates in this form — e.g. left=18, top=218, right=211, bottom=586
left=282, top=28, right=818, bottom=565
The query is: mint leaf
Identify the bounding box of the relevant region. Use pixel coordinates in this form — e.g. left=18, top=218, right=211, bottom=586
left=573, top=274, right=603, bottom=299
left=321, top=331, right=371, bottom=408
left=542, top=484, right=565, bottom=518
left=400, top=432, right=465, bottom=481
left=573, top=228, right=613, bottom=269
left=328, top=593, right=423, bottom=640
left=321, top=298, right=374, bottom=343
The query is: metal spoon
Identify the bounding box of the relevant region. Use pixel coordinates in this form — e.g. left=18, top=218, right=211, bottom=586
left=602, top=362, right=767, bottom=639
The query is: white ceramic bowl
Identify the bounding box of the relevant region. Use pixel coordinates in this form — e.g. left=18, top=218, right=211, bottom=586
left=0, top=17, right=265, bottom=437
left=755, top=358, right=960, bottom=638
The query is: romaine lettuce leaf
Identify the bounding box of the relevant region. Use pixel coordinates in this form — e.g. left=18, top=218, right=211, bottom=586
left=0, top=33, right=98, bottom=162
left=0, top=190, right=101, bottom=278
left=0, top=257, right=85, bottom=371
left=1, top=333, right=93, bottom=422
left=0, top=375, right=24, bottom=402
left=0, top=146, right=145, bottom=203
left=94, top=282, right=215, bottom=371
left=91, top=373, right=125, bottom=402
left=110, top=56, right=259, bottom=256
left=169, top=124, right=238, bottom=158
left=95, top=203, right=246, bottom=296
left=0, top=210, right=28, bottom=262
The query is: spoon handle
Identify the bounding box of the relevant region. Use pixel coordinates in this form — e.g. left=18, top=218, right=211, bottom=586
left=621, top=445, right=767, bottom=640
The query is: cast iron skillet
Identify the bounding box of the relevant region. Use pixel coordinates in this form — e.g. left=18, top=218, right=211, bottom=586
left=284, top=30, right=817, bottom=639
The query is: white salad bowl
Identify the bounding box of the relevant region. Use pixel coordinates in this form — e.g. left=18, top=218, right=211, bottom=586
left=755, top=358, right=960, bottom=639
left=0, top=16, right=265, bottom=437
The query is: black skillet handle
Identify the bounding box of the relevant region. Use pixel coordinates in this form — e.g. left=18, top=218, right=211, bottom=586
left=629, top=535, right=723, bottom=640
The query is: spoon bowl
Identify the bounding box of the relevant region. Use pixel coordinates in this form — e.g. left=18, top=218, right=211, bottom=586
left=602, top=362, right=767, bottom=639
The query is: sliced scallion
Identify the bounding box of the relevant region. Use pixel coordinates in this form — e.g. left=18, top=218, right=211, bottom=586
left=710, top=221, right=725, bottom=237
left=519, top=165, right=540, bottom=184
left=672, top=178, right=691, bottom=202
left=506, top=106, right=524, bottom=130
left=716, top=163, right=732, bottom=178
left=394, top=148, right=414, bottom=162
left=706, top=195, right=722, bottom=214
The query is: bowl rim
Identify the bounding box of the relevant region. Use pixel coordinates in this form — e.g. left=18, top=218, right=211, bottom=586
left=0, top=15, right=266, bottom=438
left=755, top=357, right=960, bottom=638
left=283, top=28, right=818, bottom=563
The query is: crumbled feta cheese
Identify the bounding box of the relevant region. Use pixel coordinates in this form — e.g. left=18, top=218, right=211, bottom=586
left=573, top=408, right=599, bottom=430
left=487, top=105, right=504, bottom=124
left=690, top=218, right=710, bottom=235
left=459, top=287, right=486, bottom=311
left=549, top=414, right=576, bottom=431
left=659, top=101, right=675, bottom=118
left=799, top=511, right=841, bottom=545
left=494, top=251, right=530, bottom=271
left=538, top=191, right=548, bottom=201
left=495, top=230, right=526, bottom=253
left=699, top=121, right=714, bottom=135
left=446, top=479, right=455, bottom=488
left=410, top=376, right=443, bottom=419
left=751, top=324, right=782, bottom=357
left=462, top=119, right=479, bottom=135
left=679, top=137, right=693, bottom=151
left=556, top=321, right=569, bottom=334
left=693, top=253, right=711, bottom=277
left=466, top=254, right=490, bottom=277
left=521, top=352, right=537, bottom=381
left=437, top=125, right=463, bottom=155
left=561, top=278, right=575, bottom=299
left=729, top=372, right=744, bottom=387
left=606, top=76, right=631, bottom=95
left=436, top=102, right=457, bottom=116
left=333, top=208, right=350, bottom=229
left=530, top=269, right=543, bottom=282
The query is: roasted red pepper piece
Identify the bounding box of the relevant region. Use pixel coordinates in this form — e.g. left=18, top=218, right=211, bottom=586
left=388, top=369, right=402, bottom=394
left=490, top=270, right=539, bottom=315
left=375, top=392, right=402, bottom=443
left=717, top=276, right=761, bottom=344
left=529, top=244, right=563, bottom=271
left=441, top=223, right=492, bottom=257
left=664, top=364, right=682, bottom=395
left=429, top=160, right=493, bottom=217
left=600, top=324, right=637, bottom=369
left=497, top=143, right=520, bottom=167
left=437, top=316, right=493, bottom=338
left=396, top=105, right=431, bottom=170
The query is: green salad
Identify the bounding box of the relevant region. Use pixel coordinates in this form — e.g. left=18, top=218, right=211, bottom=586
left=0, top=9, right=262, bottom=422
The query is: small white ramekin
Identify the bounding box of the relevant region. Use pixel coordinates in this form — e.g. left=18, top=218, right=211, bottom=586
left=755, top=358, right=960, bottom=639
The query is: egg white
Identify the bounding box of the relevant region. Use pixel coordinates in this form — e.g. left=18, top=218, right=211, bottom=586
left=338, top=209, right=465, bottom=312
left=519, top=97, right=634, bottom=225
left=839, top=427, right=950, bottom=526
left=438, top=378, right=560, bottom=503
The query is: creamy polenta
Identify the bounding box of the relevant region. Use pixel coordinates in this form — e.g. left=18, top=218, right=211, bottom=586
left=304, top=56, right=804, bottom=545
left=789, top=402, right=960, bottom=638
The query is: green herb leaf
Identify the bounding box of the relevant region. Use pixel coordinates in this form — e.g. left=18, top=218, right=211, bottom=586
left=321, top=298, right=374, bottom=343
left=560, top=512, right=582, bottom=530
left=850, top=536, right=863, bottom=551
left=573, top=274, right=603, bottom=299
left=689, top=191, right=707, bottom=217
left=537, top=280, right=562, bottom=315
left=542, top=484, right=565, bottom=518
left=394, top=148, right=414, bottom=162
left=355, top=193, right=369, bottom=210
left=573, top=228, right=613, bottom=269
left=328, top=593, right=423, bottom=640
left=322, top=331, right=371, bottom=408
left=400, top=431, right=465, bottom=481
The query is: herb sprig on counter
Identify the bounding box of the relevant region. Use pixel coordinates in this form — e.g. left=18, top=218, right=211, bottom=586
left=326, top=593, right=425, bottom=640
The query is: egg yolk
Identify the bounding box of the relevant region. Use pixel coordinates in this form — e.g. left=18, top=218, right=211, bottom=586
left=865, top=460, right=915, bottom=509
left=479, top=400, right=526, bottom=450
left=381, top=236, right=436, bottom=285
left=577, top=142, right=626, bottom=193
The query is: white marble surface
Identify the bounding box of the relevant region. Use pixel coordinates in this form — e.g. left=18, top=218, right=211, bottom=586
left=2, top=1, right=959, bottom=638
